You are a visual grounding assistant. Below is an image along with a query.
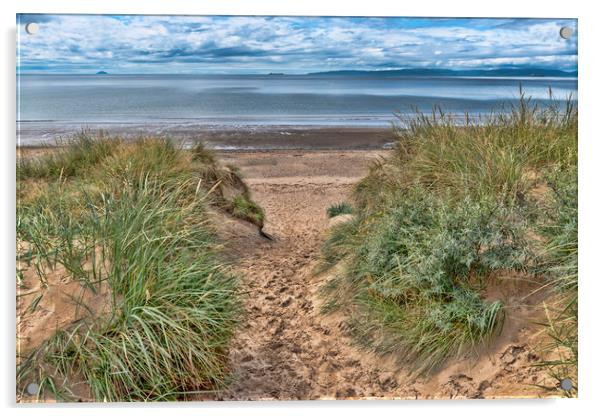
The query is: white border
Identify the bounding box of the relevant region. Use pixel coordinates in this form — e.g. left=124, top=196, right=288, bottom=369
left=4, top=1, right=582, bottom=18
left=2, top=1, right=600, bottom=415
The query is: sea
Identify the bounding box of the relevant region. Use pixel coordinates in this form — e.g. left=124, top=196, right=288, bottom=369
left=16, top=74, right=578, bottom=146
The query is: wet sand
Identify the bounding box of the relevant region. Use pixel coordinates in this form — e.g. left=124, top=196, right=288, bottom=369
left=17, top=124, right=395, bottom=150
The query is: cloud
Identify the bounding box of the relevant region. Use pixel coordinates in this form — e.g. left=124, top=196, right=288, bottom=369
left=16, top=15, right=578, bottom=74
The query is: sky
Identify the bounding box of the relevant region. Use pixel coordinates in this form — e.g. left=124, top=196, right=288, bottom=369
left=16, top=14, right=578, bottom=74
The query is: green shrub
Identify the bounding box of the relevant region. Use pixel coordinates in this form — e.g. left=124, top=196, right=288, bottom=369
left=319, top=97, right=577, bottom=376
left=322, top=189, right=529, bottom=373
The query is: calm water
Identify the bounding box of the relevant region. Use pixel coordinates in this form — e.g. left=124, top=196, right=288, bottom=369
left=17, top=74, right=577, bottom=144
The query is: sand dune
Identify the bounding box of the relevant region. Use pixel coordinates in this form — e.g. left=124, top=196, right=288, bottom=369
left=212, top=150, right=558, bottom=400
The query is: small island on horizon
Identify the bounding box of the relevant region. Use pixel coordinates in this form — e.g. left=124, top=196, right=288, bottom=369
left=96, top=70, right=108, bottom=75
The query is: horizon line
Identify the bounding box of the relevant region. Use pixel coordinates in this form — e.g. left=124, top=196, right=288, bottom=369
left=17, top=67, right=579, bottom=76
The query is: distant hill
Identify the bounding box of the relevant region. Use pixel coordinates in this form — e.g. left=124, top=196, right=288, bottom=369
left=307, top=68, right=577, bottom=78
left=96, top=71, right=109, bottom=75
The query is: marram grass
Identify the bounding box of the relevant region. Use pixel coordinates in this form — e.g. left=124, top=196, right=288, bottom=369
left=16, top=135, right=260, bottom=401
left=532, top=167, right=578, bottom=396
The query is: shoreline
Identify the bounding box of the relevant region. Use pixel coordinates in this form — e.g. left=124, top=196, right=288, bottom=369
left=16, top=125, right=396, bottom=151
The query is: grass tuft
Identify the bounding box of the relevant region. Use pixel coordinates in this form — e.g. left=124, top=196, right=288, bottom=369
left=327, top=202, right=354, bottom=218
left=17, top=130, right=118, bottom=180
left=230, top=195, right=265, bottom=227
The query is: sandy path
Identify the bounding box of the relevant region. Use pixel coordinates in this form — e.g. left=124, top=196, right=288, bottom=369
left=216, top=151, right=393, bottom=400
left=221, top=180, right=353, bottom=399
left=214, top=151, right=558, bottom=400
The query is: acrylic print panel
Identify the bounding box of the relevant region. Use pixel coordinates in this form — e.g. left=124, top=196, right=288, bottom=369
left=16, top=14, right=578, bottom=402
